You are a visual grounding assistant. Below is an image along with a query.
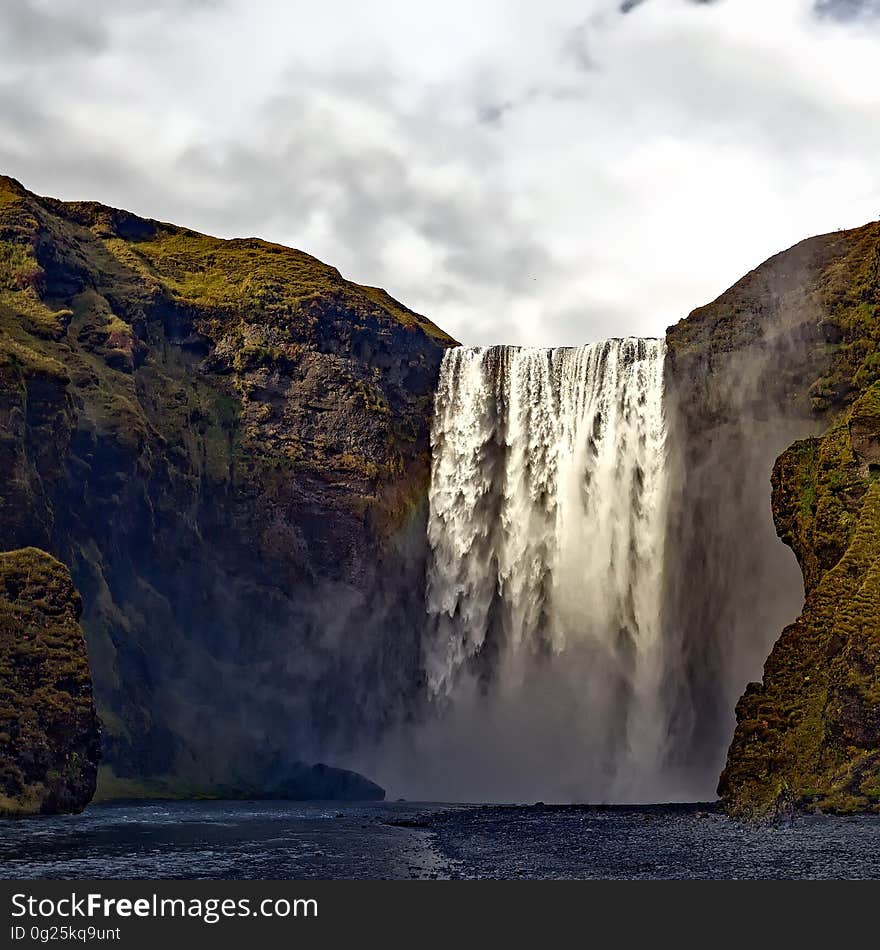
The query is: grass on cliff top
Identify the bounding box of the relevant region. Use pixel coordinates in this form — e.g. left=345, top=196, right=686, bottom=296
left=809, top=228, right=880, bottom=411
left=0, top=173, right=456, bottom=345
left=668, top=222, right=880, bottom=381
left=113, top=227, right=454, bottom=341
left=0, top=175, right=28, bottom=208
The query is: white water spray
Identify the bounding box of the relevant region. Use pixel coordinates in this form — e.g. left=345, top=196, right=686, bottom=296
left=422, top=339, right=673, bottom=801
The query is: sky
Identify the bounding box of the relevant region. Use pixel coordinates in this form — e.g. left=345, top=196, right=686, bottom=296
left=1, top=0, right=879, bottom=346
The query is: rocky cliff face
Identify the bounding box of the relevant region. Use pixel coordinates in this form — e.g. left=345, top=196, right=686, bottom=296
left=665, top=220, right=880, bottom=815
left=0, top=175, right=454, bottom=800
left=0, top=548, right=100, bottom=815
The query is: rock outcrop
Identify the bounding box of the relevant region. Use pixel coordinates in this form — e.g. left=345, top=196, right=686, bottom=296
left=719, top=387, right=880, bottom=814
left=0, top=548, right=100, bottom=815
left=664, top=219, right=880, bottom=815
left=0, top=174, right=454, bottom=801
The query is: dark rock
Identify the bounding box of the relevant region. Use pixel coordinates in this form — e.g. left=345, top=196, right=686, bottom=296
left=0, top=548, right=100, bottom=815
left=671, top=220, right=880, bottom=816
left=0, top=174, right=455, bottom=801
left=662, top=226, right=866, bottom=794
left=271, top=763, right=385, bottom=802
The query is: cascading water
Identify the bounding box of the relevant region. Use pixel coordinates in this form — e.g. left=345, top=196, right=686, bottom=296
left=419, top=338, right=678, bottom=802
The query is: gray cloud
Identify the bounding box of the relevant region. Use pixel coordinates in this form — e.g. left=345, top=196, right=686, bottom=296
left=627, top=0, right=880, bottom=16
left=0, top=0, right=879, bottom=346
left=814, top=0, right=880, bottom=19
left=166, top=67, right=559, bottom=344
left=0, top=1, right=108, bottom=57
left=0, top=0, right=226, bottom=59
left=621, top=0, right=720, bottom=11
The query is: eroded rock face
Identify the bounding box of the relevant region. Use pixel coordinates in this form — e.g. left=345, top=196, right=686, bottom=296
left=701, top=222, right=880, bottom=816
left=664, top=220, right=880, bottom=810
left=0, top=548, right=100, bottom=815
left=719, top=385, right=880, bottom=815
left=0, top=174, right=455, bottom=798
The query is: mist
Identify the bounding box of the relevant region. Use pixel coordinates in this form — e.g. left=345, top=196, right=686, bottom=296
left=354, top=244, right=832, bottom=804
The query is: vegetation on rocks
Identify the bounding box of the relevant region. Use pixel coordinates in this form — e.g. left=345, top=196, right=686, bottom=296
left=671, top=220, right=880, bottom=817
left=0, top=174, right=453, bottom=801
left=719, top=384, right=880, bottom=816
left=0, top=548, right=100, bottom=815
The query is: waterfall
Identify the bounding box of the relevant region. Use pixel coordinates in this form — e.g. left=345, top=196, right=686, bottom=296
left=422, top=339, right=674, bottom=802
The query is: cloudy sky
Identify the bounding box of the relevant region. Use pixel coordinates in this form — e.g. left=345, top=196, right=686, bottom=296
left=2, top=0, right=879, bottom=345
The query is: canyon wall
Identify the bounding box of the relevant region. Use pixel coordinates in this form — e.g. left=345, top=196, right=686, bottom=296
left=0, top=175, right=453, bottom=803
left=716, top=224, right=880, bottom=815
left=665, top=220, right=880, bottom=814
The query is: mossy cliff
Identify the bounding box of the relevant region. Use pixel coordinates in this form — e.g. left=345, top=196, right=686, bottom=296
left=0, top=548, right=100, bottom=815
left=665, top=219, right=880, bottom=815
left=718, top=387, right=880, bottom=816
left=0, top=174, right=454, bottom=801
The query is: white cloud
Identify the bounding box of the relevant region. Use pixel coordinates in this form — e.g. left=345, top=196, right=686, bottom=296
left=1, top=0, right=878, bottom=345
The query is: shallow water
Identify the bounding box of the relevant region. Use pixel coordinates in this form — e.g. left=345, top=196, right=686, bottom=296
left=2, top=801, right=880, bottom=880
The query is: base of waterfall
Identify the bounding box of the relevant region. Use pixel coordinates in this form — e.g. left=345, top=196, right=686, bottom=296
left=359, top=665, right=715, bottom=805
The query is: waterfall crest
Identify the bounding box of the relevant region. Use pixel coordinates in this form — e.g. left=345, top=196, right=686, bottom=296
left=423, top=339, right=675, bottom=801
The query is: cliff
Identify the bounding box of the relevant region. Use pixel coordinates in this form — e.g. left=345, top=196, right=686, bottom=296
left=664, top=219, right=880, bottom=815
left=0, top=548, right=100, bottom=815
left=0, top=174, right=454, bottom=801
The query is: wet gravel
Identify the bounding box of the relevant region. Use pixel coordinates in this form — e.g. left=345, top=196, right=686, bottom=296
left=3, top=800, right=880, bottom=880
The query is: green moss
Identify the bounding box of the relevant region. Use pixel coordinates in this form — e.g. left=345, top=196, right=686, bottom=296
left=717, top=223, right=880, bottom=818
left=0, top=548, right=100, bottom=816
left=0, top=241, right=42, bottom=291
left=849, top=380, right=880, bottom=428
left=722, top=474, right=880, bottom=816
left=810, top=235, right=880, bottom=411
left=93, top=767, right=189, bottom=802
left=0, top=329, right=69, bottom=382
left=355, top=378, right=391, bottom=415
left=102, top=228, right=455, bottom=344
left=789, top=438, right=819, bottom=520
